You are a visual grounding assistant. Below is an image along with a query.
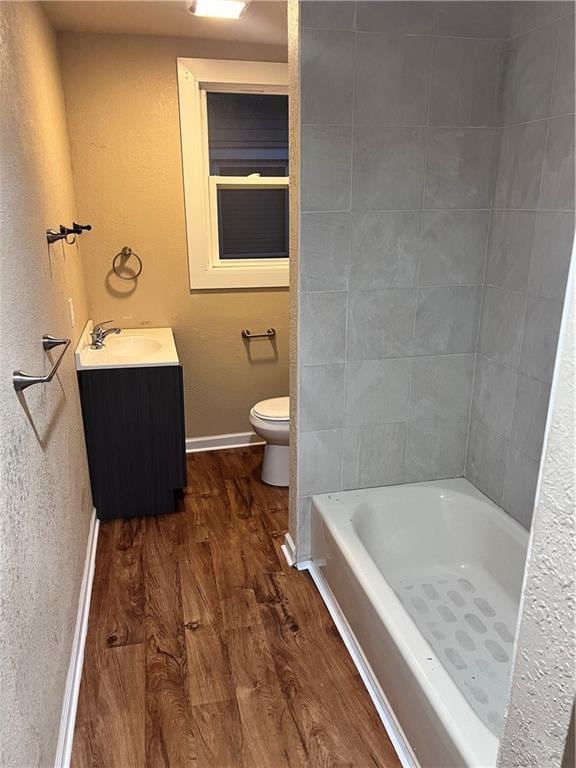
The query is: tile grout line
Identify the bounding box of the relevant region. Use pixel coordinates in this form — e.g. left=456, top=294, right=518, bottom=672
left=474, top=351, right=554, bottom=386
left=300, top=114, right=575, bottom=131
left=469, top=408, right=544, bottom=470
left=506, top=9, right=576, bottom=43
left=468, top=17, right=506, bottom=498
left=300, top=348, right=557, bottom=386
left=402, top=5, right=440, bottom=483
left=300, top=207, right=575, bottom=215
left=547, top=14, right=565, bottom=142
left=464, top=201, right=493, bottom=482
left=339, top=12, right=358, bottom=494
left=302, top=24, right=510, bottom=44
left=301, top=415, right=470, bottom=438
left=302, top=282, right=512, bottom=295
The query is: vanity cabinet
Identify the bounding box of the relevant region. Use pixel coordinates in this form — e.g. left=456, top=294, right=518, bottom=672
left=78, top=364, right=187, bottom=520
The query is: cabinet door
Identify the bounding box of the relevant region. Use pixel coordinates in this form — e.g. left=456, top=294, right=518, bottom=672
left=78, top=365, right=186, bottom=519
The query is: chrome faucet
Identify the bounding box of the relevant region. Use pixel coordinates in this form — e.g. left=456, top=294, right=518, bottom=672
left=90, top=320, right=121, bottom=349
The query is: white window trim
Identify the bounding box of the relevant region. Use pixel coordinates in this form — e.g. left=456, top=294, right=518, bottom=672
left=177, top=57, right=289, bottom=290
left=207, top=176, right=290, bottom=268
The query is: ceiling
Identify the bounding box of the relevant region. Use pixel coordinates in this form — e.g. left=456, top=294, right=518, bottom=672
left=43, top=1, right=288, bottom=46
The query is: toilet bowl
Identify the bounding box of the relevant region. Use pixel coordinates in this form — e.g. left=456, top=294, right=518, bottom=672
left=249, top=396, right=289, bottom=486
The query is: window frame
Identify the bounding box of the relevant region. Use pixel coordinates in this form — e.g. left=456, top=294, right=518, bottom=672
left=209, top=176, right=290, bottom=263
left=177, top=58, right=289, bottom=290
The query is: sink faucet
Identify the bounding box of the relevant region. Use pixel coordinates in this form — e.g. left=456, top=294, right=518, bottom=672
left=90, top=320, right=121, bottom=349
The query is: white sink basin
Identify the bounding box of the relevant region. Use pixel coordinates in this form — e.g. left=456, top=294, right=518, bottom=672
left=107, top=335, right=163, bottom=357
left=75, top=323, right=179, bottom=370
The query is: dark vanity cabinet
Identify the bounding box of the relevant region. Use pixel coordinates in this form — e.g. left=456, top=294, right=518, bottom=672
left=78, top=365, right=187, bottom=520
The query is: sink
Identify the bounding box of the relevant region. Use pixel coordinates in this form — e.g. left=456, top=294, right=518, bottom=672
left=107, top=335, right=162, bottom=357
left=75, top=323, right=179, bottom=370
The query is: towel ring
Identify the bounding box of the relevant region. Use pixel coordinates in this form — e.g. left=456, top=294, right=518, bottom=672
left=112, top=246, right=142, bottom=280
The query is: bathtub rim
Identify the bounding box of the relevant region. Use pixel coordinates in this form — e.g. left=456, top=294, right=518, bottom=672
left=310, top=478, right=529, bottom=768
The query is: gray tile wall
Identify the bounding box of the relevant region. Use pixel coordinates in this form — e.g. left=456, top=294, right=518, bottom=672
left=297, top=2, right=574, bottom=550
left=297, top=1, right=504, bottom=550
left=468, top=2, right=575, bottom=528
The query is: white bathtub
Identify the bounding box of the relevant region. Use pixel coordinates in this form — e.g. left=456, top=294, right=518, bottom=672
left=309, top=478, right=528, bottom=768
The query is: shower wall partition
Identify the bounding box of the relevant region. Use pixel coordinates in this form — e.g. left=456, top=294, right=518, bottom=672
left=294, top=0, right=574, bottom=556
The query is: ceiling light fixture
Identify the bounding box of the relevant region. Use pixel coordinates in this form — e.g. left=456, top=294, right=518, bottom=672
left=189, top=0, right=247, bottom=19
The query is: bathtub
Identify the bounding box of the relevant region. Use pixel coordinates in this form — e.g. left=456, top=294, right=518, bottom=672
left=308, top=478, right=528, bottom=768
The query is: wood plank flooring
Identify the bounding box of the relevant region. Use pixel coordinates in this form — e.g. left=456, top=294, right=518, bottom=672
left=72, top=446, right=401, bottom=768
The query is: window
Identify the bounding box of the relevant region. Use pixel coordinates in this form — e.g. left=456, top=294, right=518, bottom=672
left=177, top=59, right=289, bottom=289
left=207, top=92, right=289, bottom=262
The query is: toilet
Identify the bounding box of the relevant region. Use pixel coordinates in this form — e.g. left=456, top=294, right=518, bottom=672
left=249, top=396, right=289, bottom=486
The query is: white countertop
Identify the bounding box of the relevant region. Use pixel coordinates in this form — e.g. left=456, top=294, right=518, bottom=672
left=75, top=321, right=179, bottom=370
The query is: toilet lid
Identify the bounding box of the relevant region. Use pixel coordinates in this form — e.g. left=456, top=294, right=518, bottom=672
left=252, top=396, right=289, bottom=421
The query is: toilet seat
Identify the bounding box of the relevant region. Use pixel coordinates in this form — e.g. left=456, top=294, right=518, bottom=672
left=251, top=396, right=289, bottom=422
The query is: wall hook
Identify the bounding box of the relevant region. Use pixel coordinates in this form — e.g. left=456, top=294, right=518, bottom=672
left=46, top=222, right=92, bottom=245
left=46, top=228, right=65, bottom=244
left=71, top=222, right=92, bottom=235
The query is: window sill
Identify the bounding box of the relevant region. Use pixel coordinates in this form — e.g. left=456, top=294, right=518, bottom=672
left=189, top=261, right=289, bottom=290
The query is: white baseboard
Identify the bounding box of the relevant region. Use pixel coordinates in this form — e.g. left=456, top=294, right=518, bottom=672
left=281, top=533, right=318, bottom=571
left=281, top=532, right=297, bottom=567
left=54, top=508, right=100, bottom=768
left=305, top=563, right=420, bottom=768
left=185, top=431, right=264, bottom=453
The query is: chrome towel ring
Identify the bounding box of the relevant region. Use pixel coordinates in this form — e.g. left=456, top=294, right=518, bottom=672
left=112, top=246, right=143, bottom=280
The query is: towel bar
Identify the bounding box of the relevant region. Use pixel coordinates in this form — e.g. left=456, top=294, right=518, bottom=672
left=13, top=336, right=71, bottom=392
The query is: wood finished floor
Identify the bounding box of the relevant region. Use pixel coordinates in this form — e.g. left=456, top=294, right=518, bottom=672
left=72, top=446, right=401, bottom=768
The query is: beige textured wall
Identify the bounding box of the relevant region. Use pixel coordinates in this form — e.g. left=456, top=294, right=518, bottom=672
left=0, top=3, right=93, bottom=765
left=58, top=32, right=289, bottom=439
